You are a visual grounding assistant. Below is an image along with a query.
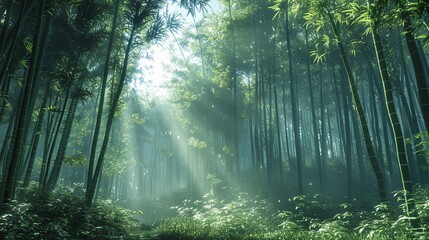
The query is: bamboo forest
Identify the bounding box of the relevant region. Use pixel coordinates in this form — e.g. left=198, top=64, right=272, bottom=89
left=1, top=0, right=429, bottom=239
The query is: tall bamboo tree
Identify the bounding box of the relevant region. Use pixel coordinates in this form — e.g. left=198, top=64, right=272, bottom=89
left=2, top=0, right=44, bottom=204
left=87, top=0, right=120, bottom=189
left=86, top=0, right=168, bottom=205
left=365, top=0, right=416, bottom=215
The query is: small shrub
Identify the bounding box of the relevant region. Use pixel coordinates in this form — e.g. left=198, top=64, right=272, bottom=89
left=150, top=216, right=210, bottom=240
left=311, top=220, right=350, bottom=239
left=0, top=183, right=141, bottom=240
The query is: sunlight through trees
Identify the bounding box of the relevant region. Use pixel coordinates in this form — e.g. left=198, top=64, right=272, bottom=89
left=0, top=0, right=428, bottom=238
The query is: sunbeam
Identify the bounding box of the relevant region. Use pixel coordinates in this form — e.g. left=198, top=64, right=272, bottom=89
left=2, top=0, right=427, bottom=238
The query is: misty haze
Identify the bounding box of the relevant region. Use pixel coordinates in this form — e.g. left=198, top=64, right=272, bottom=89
left=0, top=0, right=428, bottom=239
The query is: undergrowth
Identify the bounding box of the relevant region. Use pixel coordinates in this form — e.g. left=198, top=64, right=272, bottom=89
left=0, top=183, right=141, bottom=240
left=1, top=180, right=428, bottom=240
left=146, top=177, right=429, bottom=240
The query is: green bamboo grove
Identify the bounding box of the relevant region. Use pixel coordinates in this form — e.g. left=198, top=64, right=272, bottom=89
left=0, top=0, right=428, bottom=237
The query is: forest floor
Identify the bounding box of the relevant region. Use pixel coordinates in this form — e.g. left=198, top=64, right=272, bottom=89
left=0, top=183, right=428, bottom=239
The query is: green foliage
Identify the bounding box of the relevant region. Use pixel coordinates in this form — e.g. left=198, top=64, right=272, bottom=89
left=5, top=186, right=425, bottom=240
left=290, top=194, right=332, bottom=223
left=243, top=230, right=313, bottom=240
left=144, top=186, right=429, bottom=240
left=64, top=153, right=88, bottom=166
left=150, top=216, right=211, bottom=240
left=405, top=131, right=429, bottom=162
left=344, top=188, right=428, bottom=238
left=355, top=202, right=409, bottom=239
left=0, top=184, right=141, bottom=240
left=188, top=136, right=207, bottom=149
left=152, top=190, right=277, bottom=240
left=129, top=113, right=147, bottom=125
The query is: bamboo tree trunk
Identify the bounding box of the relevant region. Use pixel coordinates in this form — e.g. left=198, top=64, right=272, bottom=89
left=0, top=75, right=12, bottom=122
left=332, top=65, right=345, bottom=159
left=0, top=0, right=28, bottom=88
left=2, top=0, right=43, bottom=203
left=282, top=85, right=293, bottom=170
left=85, top=26, right=136, bottom=206
left=368, top=72, right=385, bottom=177
left=248, top=82, right=256, bottom=174
left=320, top=72, right=328, bottom=186
left=397, top=23, right=429, bottom=184
left=23, top=87, right=49, bottom=187
left=274, top=84, right=283, bottom=181
left=0, top=104, right=16, bottom=172
left=267, top=66, right=274, bottom=184
left=370, top=21, right=415, bottom=212
left=0, top=0, right=14, bottom=56
left=24, top=0, right=54, bottom=135
left=253, top=32, right=263, bottom=179
left=398, top=87, right=428, bottom=183
left=327, top=10, right=387, bottom=201
left=227, top=0, right=238, bottom=173
left=340, top=69, right=353, bottom=199
left=279, top=15, right=293, bottom=172
left=305, top=29, right=323, bottom=192
left=371, top=64, right=396, bottom=184
left=38, top=94, right=58, bottom=185
left=285, top=0, right=303, bottom=194
left=262, top=68, right=269, bottom=179
left=39, top=87, right=71, bottom=188
left=39, top=47, right=81, bottom=188
left=87, top=0, right=120, bottom=187
left=45, top=97, right=78, bottom=191
left=400, top=3, right=429, bottom=133
left=352, top=109, right=366, bottom=192
left=17, top=0, right=46, bottom=180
